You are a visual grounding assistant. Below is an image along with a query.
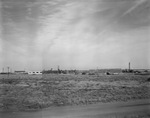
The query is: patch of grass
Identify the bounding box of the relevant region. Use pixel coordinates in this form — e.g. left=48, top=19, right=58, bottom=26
left=0, top=74, right=150, bottom=111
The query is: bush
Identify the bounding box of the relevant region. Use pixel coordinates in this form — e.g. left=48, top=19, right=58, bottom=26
left=147, top=78, right=150, bottom=82
left=1, top=78, right=20, bottom=85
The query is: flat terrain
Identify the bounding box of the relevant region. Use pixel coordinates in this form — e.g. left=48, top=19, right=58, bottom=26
left=0, top=99, right=150, bottom=118
left=0, top=74, right=150, bottom=112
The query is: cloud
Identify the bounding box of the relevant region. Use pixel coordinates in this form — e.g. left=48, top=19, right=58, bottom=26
left=29, top=0, right=150, bottom=69
left=122, top=0, right=147, bottom=15
left=0, top=0, right=150, bottom=70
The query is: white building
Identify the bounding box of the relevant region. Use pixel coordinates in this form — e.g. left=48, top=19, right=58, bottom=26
left=28, top=71, right=42, bottom=75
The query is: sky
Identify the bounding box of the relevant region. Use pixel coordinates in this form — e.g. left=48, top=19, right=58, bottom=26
left=0, top=0, right=150, bottom=71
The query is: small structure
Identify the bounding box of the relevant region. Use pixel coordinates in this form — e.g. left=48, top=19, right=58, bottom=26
left=14, top=71, right=27, bottom=74
left=28, top=71, right=42, bottom=75
left=89, top=68, right=122, bottom=75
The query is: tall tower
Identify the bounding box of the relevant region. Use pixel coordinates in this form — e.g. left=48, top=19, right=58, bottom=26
left=129, top=62, right=130, bottom=71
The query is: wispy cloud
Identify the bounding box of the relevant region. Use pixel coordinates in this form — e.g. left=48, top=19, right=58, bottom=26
left=122, top=0, right=147, bottom=16
left=0, top=0, right=150, bottom=70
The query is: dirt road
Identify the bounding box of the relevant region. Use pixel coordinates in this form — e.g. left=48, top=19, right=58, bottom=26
left=0, top=99, right=150, bottom=118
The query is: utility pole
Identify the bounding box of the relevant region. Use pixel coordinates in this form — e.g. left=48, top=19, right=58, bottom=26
left=7, top=66, right=9, bottom=77
left=58, top=65, right=61, bottom=74
left=129, top=62, right=130, bottom=71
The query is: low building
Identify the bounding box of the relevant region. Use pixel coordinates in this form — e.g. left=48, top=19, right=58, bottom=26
left=14, top=71, right=27, bottom=74
left=28, top=71, right=42, bottom=75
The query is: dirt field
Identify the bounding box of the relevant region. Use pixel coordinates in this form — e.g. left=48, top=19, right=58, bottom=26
left=0, top=99, right=150, bottom=118
left=0, top=74, right=150, bottom=111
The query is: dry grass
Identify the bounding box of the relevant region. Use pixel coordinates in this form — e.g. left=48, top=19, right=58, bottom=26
left=0, top=74, right=150, bottom=111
